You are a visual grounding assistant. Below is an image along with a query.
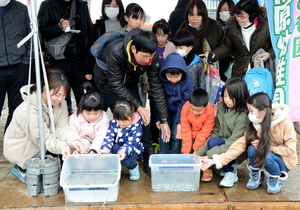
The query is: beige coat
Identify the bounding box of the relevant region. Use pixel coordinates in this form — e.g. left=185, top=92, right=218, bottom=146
left=213, top=104, right=298, bottom=171
left=4, top=85, right=80, bottom=169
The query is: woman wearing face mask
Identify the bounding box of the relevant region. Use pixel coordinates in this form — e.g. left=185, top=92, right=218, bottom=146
left=208, top=0, right=275, bottom=78
left=85, top=0, right=124, bottom=83
left=215, top=0, right=235, bottom=82
left=200, top=92, right=298, bottom=194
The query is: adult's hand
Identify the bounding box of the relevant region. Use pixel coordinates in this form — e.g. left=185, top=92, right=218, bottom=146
left=137, top=106, right=149, bottom=126
left=257, top=52, right=270, bottom=61
left=160, top=123, right=170, bottom=143
left=62, top=145, right=71, bottom=160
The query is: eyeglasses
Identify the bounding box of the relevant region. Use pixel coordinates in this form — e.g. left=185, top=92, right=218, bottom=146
left=234, top=14, right=249, bottom=19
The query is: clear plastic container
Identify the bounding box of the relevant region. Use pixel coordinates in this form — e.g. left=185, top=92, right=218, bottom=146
left=60, top=154, right=121, bottom=202
left=149, top=154, right=202, bottom=192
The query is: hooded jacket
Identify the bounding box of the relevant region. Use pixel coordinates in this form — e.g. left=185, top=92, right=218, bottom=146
left=185, top=53, right=206, bottom=89
left=212, top=104, right=298, bottom=171
left=3, top=85, right=81, bottom=169
left=93, top=28, right=168, bottom=119
left=0, top=0, right=31, bottom=67
left=69, top=111, right=110, bottom=153
left=213, top=7, right=275, bottom=77
left=159, top=52, right=194, bottom=124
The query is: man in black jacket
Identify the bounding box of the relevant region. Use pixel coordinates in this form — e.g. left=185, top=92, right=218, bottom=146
left=37, top=0, right=92, bottom=113
left=0, top=0, right=31, bottom=131
left=93, top=28, right=170, bottom=175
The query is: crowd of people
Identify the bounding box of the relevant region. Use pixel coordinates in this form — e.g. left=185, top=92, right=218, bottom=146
left=0, top=0, right=298, bottom=195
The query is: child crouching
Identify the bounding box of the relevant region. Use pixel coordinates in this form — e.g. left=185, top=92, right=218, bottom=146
left=101, top=100, right=144, bottom=180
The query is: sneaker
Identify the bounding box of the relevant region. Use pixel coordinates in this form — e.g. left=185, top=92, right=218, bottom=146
left=220, top=162, right=243, bottom=176
left=129, top=163, right=140, bottom=181
left=246, top=170, right=264, bottom=190
left=219, top=170, right=238, bottom=187
left=201, top=169, right=213, bottom=181
left=10, top=165, right=27, bottom=184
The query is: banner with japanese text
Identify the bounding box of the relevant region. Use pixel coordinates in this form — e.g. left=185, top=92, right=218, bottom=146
left=266, top=0, right=300, bottom=121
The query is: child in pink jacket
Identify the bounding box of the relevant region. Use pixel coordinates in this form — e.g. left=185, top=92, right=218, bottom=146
left=69, top=83, right=109, bottom=153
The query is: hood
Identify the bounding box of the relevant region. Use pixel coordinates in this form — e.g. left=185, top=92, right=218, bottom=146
left=271, top=104, right=290, bottom=128
left=20, top=85, right=36, bottom=104
left=174, top=0, right=190, bottom=10
left=159, top=52, right=189, bottom=81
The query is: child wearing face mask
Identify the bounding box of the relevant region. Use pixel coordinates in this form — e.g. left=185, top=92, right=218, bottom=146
left=200, top=92, right=298, bottom=194
left=196, top=78, right=250, bottom=187
left=173, top=29, right=206, bottom=90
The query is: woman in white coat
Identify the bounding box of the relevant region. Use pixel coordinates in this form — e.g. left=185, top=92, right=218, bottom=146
left=4, top=69, right=84, bottom=184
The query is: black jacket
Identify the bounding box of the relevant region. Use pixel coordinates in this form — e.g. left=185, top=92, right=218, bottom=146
left=37, top=0, right=92, bottom=60
left=94, top=28, right=168, bottom=119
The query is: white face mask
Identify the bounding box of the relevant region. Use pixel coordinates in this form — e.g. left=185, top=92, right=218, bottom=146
left=248, top=113, right=263, bottom=124
left=105, top=8, right=119, bottom=20
left=176, top=49, right=188, bottom=57
left=0, top=0, right=10, bottom=7
left=219, top=11, right=230, bottom=22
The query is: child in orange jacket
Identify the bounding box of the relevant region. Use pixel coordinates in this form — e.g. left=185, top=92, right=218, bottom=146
left=180, top=89, right=215, bottom=154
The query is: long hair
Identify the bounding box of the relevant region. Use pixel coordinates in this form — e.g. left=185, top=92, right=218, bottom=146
left=120, top=3, right=145, bottom=27
left=180, top=0, right=211, bottom=37
left=76, top=82, right=102, bottom=115
left=221, top=77, right=249, bottom=113
left=245, top=92, right=279, bottom=168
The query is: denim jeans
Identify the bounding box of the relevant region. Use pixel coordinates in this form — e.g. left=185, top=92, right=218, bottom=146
left=247, top=145, right=288, bottom=175
left=207, top=137, right=235, bottom=172
left=159, top=112, right=181, bottom=154
left=111, top=144, right=139, bottom=170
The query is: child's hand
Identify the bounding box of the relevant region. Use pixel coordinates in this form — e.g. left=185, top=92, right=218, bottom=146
left=117, top=150, right=126, bottom=160
left=100, top=148, right=110, bottom=154
left=201, top=159, right=215, bottom=171
left=72, top=140, right=85, bottom=154
left=176, top=124, right=182, bottom=139
left=251, top=139, right=260, bottom=150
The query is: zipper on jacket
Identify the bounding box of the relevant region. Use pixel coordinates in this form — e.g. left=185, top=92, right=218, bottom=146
left=1, top=17, right=10, bottom=66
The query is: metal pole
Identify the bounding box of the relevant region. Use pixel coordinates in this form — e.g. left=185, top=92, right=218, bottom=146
left=30, top=0, right=45, bottom=160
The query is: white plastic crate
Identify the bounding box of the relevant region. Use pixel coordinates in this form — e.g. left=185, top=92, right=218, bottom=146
left=60, top=154, right=121, bottom=202
left=149, top=154, right=202, bottom=192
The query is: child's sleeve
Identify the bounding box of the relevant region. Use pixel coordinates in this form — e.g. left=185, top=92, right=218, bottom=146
left=101, top=120, right=116, bottom=151
left=193, top=103, right=215, bottom=152
left=180, top=103, right=192, bottom=154
left=119, top=125, right=144, bottom=158
left=90, top=113, right=110, bottom=153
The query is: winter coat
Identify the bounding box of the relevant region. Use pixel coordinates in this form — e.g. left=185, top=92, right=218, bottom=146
left=185, top=53, right=206, bottom=89
left=37, top=0, right=92, bottom=60
left=93, top=28, right=168, bottom=119
left=101, top=112, right=144, bottom=158
left=159, top=52, right=194, bottom=124
left=162, top=41, right=176, bottom=60
left=213, top=7, right=275, bottom=78
left=196, top=103, right=249, bottom=158
left=180, top=101, right=215, bottom=154
left=4, top=85, right=81, bottom=169
left=0, top=0, right=31, bottom=67
left=69, top=111, right=110, bottom=153
left=168, top=0, right=190, bottom=40
left=180, top=19, right=224, bottom=55
left=213, top=104, right=298, bottom=171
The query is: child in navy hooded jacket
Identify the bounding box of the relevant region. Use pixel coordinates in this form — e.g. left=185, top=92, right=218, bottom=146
left=158, top=52, right=194, bottom=154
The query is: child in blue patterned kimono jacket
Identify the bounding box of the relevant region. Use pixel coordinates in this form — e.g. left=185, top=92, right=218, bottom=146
left=101, top=100, right=144, bottom=180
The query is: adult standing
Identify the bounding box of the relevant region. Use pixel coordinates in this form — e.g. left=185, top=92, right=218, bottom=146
left=211, top=0, right=275, bottom=78
left=179, top=0, right=224, bottom=56
left=168, top=0, right=189, bottom=41
left=0, top=0, right=31, bottom=131
left=93, top=28, right=170, bottom=175
left=38, top=0, right=93, bottom=113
